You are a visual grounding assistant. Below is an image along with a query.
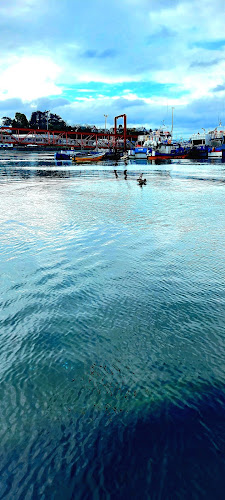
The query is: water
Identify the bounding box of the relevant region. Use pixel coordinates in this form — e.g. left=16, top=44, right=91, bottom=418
left=0, top=151, right=225, bottom=499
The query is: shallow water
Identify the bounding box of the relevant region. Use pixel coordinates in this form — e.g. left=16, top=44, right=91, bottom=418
left=0, top=151, right=225, bottom=499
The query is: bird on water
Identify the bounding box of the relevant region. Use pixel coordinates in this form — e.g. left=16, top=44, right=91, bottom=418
left=137, top=173, right=146, bottom=185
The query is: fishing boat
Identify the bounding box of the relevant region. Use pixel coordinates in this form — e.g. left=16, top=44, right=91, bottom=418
left=147, top=150, right=188, bottom=161
left=207, top=124, right=224, bottom=157
left=147, top=143, right=189, bottom=161
left=147, top=152, right=188, bottom=160
left=134, top=128, right=172, bottom=159
left=188, top=133, right=208, bottom=158
left=189, top=126, right=225, bottom=159
left=72, top=153, right=105, bottom=163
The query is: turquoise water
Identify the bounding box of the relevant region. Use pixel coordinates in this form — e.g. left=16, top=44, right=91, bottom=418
left=0, top=151, right=225, bottom=499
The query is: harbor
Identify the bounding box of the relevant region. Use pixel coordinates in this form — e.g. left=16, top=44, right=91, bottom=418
left=1, top=113, right=225, bottom=162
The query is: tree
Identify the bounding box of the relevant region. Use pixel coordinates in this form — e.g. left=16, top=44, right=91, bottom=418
left=13, top=113, right=29, bottom=128
left=29, top=111, right=46, bottom=129
left=2, top=116, right=13, bottom=126
left=48, top=113, right=67, bottom=130
left=29, top=111, right=67, bottom=130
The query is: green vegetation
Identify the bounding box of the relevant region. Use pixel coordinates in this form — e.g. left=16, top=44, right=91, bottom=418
left=1, top=111, right=142, bottom=138
left=2, top=111, right=67, bottom=130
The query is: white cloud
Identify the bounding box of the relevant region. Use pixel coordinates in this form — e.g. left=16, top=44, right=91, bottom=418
left=0, top=56, right=62, bottom=101
left=0, top=0, right=41, bottom=17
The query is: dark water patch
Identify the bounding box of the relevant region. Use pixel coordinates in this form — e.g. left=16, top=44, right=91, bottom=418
left=1, top=385, right=225, bottom=499
left=44, top=386, right=225, bottom=500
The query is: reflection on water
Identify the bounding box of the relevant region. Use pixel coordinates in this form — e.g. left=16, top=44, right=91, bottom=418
left=0, top=151, right=225, bottom=499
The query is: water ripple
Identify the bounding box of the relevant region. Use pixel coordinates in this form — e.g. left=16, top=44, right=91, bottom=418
left=0, top=152, right=225, bottom=498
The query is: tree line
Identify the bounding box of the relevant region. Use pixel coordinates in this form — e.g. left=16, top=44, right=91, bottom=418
left=1, top=111, right=69, bottom=131
left=1, top=111, right=141, bottom=136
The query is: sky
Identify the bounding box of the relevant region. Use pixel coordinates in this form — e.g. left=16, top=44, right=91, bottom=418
left=1, top=0, right=225, bottom=137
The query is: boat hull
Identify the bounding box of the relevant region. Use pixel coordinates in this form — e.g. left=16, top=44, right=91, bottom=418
left=73, top=154, right=105, bottom=163
left=208, top=152, right=222, bottom=158
left=188, top=146, right=208, bottom=159
left=134, top=147, right=148, bottom=159
left=147, top=153, right=188, bottom=160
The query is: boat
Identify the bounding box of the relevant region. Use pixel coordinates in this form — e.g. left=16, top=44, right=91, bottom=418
left=72, top=153, right=105, bottom=163
left=135, top=128, right=173, bottom=159
left=0, top=143, right=13, bottom=148
left=207, top=124, right=224, bottom=157
left=189, top=125, right=225, bottom=159
left=188, top=132, right=209, bottom=158
left=147, top=142, right=189, bottom=161
left=104, top=150, right=121, bottom=160
left=134, top=146, right=148, bottom=159
left=147, top=152, right=188, bottom=160
left=55, top=150, right=72, bottom=160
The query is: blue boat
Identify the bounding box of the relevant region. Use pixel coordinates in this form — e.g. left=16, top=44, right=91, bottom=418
left=55, top=151, right=71, bottom=160
left=134, top=147, right=148, bottom=159
left=189, top=133, right=208, bottom=158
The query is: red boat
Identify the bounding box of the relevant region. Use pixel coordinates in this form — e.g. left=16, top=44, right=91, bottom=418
left=147, top=153, right=188, bottom=160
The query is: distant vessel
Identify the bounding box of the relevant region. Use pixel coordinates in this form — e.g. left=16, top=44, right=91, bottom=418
left=207, top=127, right=224, bottom=157
left=135, top=127, right=173, bottom=159
left=0, top=143, right=13, bottom=148
left=189, top=125, right=225, bottom=158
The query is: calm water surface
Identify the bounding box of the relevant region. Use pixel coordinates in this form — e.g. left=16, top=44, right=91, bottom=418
left=0, top=151, right=225, bottom=499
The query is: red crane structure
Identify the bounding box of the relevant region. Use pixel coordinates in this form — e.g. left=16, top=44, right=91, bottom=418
left=0, top=114, right=137, bottom=150
left=114, top=114, right=127, bottom=151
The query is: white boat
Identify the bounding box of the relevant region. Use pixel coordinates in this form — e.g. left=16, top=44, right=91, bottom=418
left=190, top=125, right=224, bottom=158
left=207, top=127, right=223, bottom=157
left=134, top=128, right=173, bottom=159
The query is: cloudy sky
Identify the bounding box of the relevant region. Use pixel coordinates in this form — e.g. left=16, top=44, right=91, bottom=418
left=1, top=0, right=225, bottom=136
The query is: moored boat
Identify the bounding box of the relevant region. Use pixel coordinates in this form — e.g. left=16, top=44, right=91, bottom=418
left=188, top=127, right=225, bottom=158
left=147, top=152, right=188, bottom=160
left=55, top=150, right=73, bottom=160
left=72, top=153, right=105, bottom=163
left=134, top=146, right=148, bottom=159
left=147, top=143, right=189, bottom=161
left=135, top=127, right=173, bottom=159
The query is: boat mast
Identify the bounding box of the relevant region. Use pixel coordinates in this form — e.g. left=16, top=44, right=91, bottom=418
left=171, top=107, right=175, bottom=137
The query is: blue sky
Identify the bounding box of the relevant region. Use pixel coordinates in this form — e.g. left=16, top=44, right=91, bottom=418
left=1, top=0, right=225, bottom=137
